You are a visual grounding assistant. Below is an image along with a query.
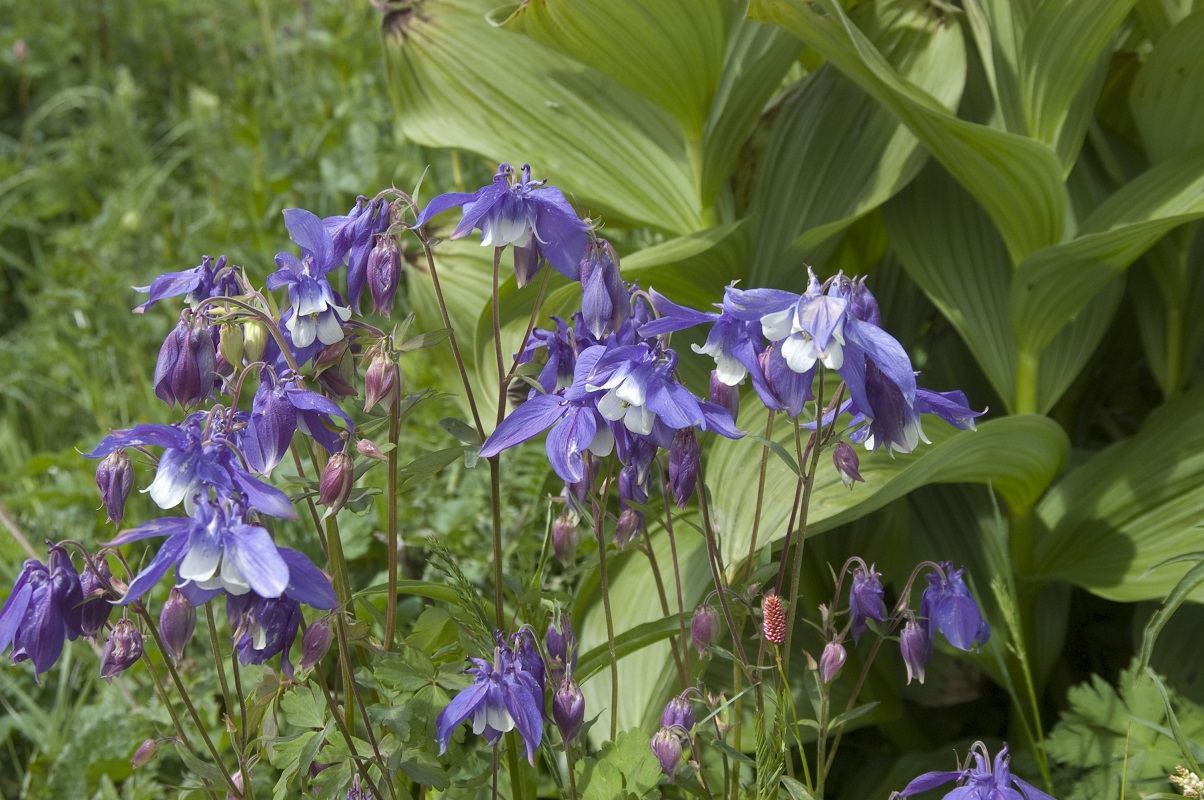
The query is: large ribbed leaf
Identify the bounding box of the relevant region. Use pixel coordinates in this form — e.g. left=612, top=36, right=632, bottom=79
left=962, top=0, right=1029, bottom=133
left=1019, top=0, right=1135, bottom=148
left=1035, top=276, right=1126, bottom=411
left=1130, top=8, right=1204, bottom=163
left=747, top=0, right=966, bottom=285
left=382, top=0, right=699, bottom=233
left=1035, top=388, right=1204, bottom=602
left=505, top=0, right=732, bottom=138
left=1012, top=147, right=1204, bottom=354
left=1135, top=0, right=1196, bottom=41
left=749, top=0, right=1066, bottom=265
left=710, top=408, right=1069, bottom=569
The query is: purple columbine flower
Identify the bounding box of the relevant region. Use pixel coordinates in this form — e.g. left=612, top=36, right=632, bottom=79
left=668, top=428, right=700, bottom=508
left=323, top=196, right=391, bottom=313
left=691, top=603, right=719, bottom=658
left=0, top=545, right=84, bottom=678
left=159, top=588, right=196, bottom=663
left=546, top=614, right=576, bottom=684
left=650, top=727, right=683, bottom=782
left=819, top=639, right=848, bottom=684
left=95, top=449, right=134, bottom=526
left=268, top=209, right=352, bottom=349
left=367, top=235, right=401, bottom=317
left=413, top=163, right=591, bottom=287
left=892, top=742, right=1056, bottom=800
left=242, top=372, right=354, bottom=475
left=134, top=254, right=239, bottom=313
left=100, top=618, right=143, bottom=681
left=848, top=563, right=886, bottom=644
left=920, top=562, right=991, bottom=655
left=579, top=239, right=629, bottom=339
left=435, top=638, right=545, bottom=764
left=78, top=558, right=115, bottom=639
left=641, top=288, right=763, bottom=388
left=227, top=592, right=302, bottom=678
left=153, top=310, right=217, bottom=410
left=661, top=692, right=695, bottom=733
left=833, top=441, right=864, bottom=489
left=552, top=678, right=585, bottom=742
left=298, top=616, right=332, bottom=673
left=899, top=615, right=929, bottom=685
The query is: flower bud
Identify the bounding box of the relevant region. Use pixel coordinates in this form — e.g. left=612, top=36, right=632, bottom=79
left=613, top=508, right=640, bottom=548
left=762, top=593, right=786, bottom=645
left=818, top=640, right=847, bottom=684
left=900, top=617, right=929, bottom=685
left=690, top=604, right=719, bottom=659
left=78, top=558, right=115, bottom=639
left=368, top=236, right=401, bottom=317
left=668, top=429, right=700, bottom=508
left=832, top=441, right=864, bottom=489
left=546, top=614, right=577, bottom=682
left=242, top=320, right=268, bottom=363
left=318, top=452, right=354, bottom=516
left=100, top=619, right=144, bottom=682
left=661, top=693, right=695, bottom=733
left=552, top=511, right=580, bottom=565
left=709, top=370, right=739, bottom=422
left=552, top=678, right=585, bottom=742
left=153, top=311, right=216, bottom=410
left=650, top=727, right=683, bottom=782
left=225, top=770, right=244, bottom=800
left=95, top=449, right=134, bottom=526
left=218, top=322, right=243, bottom=367
left=356, top=438, right=386, bottom=460
left=131, top=738, right=159, bottom=768
left=159, top=588, right=196, bottom=663
left=299, top=616, right=333, bottom=672
left=363, top=351, right=400, bottom=414
left=848, top=562, right=886, bottom=644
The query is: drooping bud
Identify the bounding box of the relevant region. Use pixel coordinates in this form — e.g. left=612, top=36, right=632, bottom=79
left=242, top=320, right=268, bottom=363
left=709, top=370, right=739, bottom=423
left=613, top=508, right=640, bottom=548
left=690, top=603, right=719, bottom=659
left=668, top=429, right=700, bottom=508
left=546, top=614, right=577, bottom=683
left=95, top=449, right=134, bottom=526
left=848, top=562, right=886, bottom=644
left=218, top=322, right=243, bottom=367
left=552, top=511, right=580, bottom=565
left=818, top=640, right=847, bottom=684
left=153, top=310, right=216, bottom=410
left=578, top=239, right=628, bottom=339
left=552, top=678, right=585, bottom=742
left=762, top=593, right=786, bottom=645
left=159, top=588, right=196, bottom=663
left=100, top=618, right=144, bottom=682
left=650, top=727, right=683, bottom=782
left=78, top=558, right=115, bottom=639
left=832, top=442, right=864, bottom=489
left=900, top=617, right=929, bottom=685
left=225, top=770, right=244, bottom=800
left=299, top=616, right=333, bottom=673
left=356, top=438, right=386, bottom=460
left=367, top=235, right=401, bottom=317
left=131, top=738, right=159, bottom=768
left=661, top=693, right=695, bottom=733
left=318, top=452, right=354, bottom=517
left=363, top=351, right=400, bottom=414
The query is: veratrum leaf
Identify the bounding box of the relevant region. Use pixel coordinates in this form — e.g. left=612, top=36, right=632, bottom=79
left=1130, top=8, right=1204, bottom=163
left=749, top=0, right=1067, bottom=265
left=710, top=407, right=1069, bottom=569
left=382, top=0, right=700, bottom=233
left=747, top=0, right=967, bottom=285
left=1035, top=388, right=1204, bottom=602
left=1012, top=146, right=1204, bottom=354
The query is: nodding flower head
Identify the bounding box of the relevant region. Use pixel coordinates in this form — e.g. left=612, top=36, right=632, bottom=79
left=920, top=562, right=991, bottom=654
left=0, top=544, right=84, bottom=678
left=892, top=742, right=1056, bottom=800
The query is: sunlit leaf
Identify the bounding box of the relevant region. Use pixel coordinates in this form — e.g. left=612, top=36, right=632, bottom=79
left=1130, top=8, right=1204, bottom=163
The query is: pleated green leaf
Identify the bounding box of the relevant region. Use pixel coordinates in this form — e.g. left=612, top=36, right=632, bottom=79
left=749, top=0, right=1067, bottom=265
left=505, top=0, right=732, bottom=138
left=1035, top=276, right=1125, bottom=411
left=1035, top=388, right=1204, bottom=602
left=382, top=0, right=699, bottom=233
left=1012, top=146, right=1204, bottom=354
left=710, top=407, right=1069, bottom=569
left=1019, top=0, right=1135, bottom=148
left=1130, top=8, right=1204, bottom=163
left=747, top=0, right=966, bottom=285
left=622, top=221, right=750, bottom=305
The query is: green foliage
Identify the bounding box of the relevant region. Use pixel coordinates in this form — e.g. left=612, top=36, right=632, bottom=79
left=574, top=728, right=663, bottom=800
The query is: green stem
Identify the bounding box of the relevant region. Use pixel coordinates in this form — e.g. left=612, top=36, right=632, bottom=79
left=418, top=238, right=485, bottom=437
left=204, top=604, right=251, bottom=796
left=816, top=684, right=829, bottom=800
left=592, top=500, right=619, bottom=741
left=1015, top=347, right=1040, bottom=416
left=384, top=377, right=401, bottom=650
left=741, top=411, right=776, bottom=585
left=138, top=650, right=221, bottom=799
left=1165, top=306, right=1184, bottom=398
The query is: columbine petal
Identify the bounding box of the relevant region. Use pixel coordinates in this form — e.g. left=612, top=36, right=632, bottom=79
left=546, top=406, right=596, bottom=483
left=435, top=680, right=490, bottom=754
left=282, top=208, right=336, bottom=272
left=478, top=394, right=567, bottom=458
left=225, top=524, right=290, bottom=599
left=278, top=548, right=337, bottom=609
left=120, top=533, right=189, bottom=605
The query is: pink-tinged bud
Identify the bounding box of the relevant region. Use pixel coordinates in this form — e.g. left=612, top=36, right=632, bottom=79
left=131, top=738, right=159, bottom=768
left=96, top=449, right=134, bottom=526
left=546, top=614, right=577, bottom=682
left=368, top=236, right=401, bottom=317
left=762, top=593, right=786, bottom=645
left=690, top=604, right=719, bottom=659
left=818, top=640, right=847, bottom=683
left=832, top=441, right=864, bottom=488
left=100, top=619, right=144, bottom=682
left=13, top=39, right=27, bottom=64
left=159, top=588, right=196, bottom=663
left=709, top=370, right=739, bottom=422
left=614, top=508, right=640, bottom=548
left=299, top=617, right=333, bottom=672
left=900, top=618, right=929, bottom=685
left=650, top=727, right=683, bottom=782
left=363, top=352, right=400, bottom=414
left=356, top=438, right=386, bottom=460
left=661, top=693, right=695, bottom=732
left=318, top=452, right=354, bottom=516
left=552, top=511, right=580, bottom=565
left=225, top=770, right=244, bottom=800
left=668, top=429, right=700, bottom=508
left=552, top=678, right=585, bottom=742
left=78, top=558, right=115, bottom=639
left=242, top=320, right=268, bottom=363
